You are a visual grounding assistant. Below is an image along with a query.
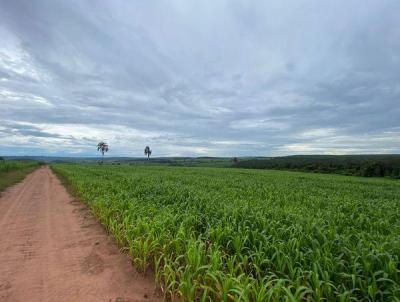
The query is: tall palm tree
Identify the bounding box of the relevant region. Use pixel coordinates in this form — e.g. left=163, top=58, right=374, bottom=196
left=144, top=146, right=152, bottom=159
left=97, top=141, right=109, bottom=164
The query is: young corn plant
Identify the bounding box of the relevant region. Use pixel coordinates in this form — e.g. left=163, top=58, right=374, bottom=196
left=52, top=164, right=400, bottom=301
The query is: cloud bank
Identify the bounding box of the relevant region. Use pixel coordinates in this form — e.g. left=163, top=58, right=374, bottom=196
left=1, top=0, right=399, bottom=157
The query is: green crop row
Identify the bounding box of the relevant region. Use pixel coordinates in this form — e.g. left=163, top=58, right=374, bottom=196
left=52, top=164, right=400, bottom=301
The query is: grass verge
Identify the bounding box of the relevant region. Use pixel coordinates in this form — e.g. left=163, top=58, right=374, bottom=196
left=0, top=166, right=38, bottom=193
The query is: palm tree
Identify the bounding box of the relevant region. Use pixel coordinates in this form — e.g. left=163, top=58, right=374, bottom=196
left=97, top=141, right=109, bottom=164
left=144, top=146, right=152, bottom=159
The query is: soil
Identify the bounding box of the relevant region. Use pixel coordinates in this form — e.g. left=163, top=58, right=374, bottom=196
left=0, top=166, right=161, bottom=302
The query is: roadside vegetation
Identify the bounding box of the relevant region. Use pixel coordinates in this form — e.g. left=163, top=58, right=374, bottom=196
left=52, top=164, right=400, bottom=301
left=0, top=160, right=40, bottom=192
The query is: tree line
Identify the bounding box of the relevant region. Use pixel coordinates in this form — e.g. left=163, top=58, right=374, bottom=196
left=233, top=155, right=400, bottom=178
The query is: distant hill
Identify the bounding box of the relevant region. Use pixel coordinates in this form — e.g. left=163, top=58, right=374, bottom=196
left=1, top=156, right=236, bottom=167
left=2, top=156, right=140, bottom=163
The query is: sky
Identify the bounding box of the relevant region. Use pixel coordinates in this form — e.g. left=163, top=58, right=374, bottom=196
left=0, top=0, right=399, bottom=157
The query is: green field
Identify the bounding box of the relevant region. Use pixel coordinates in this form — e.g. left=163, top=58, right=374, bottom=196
left=52, top=164, right=400, bottom=301
left=0, top=160, right=40, bottom=192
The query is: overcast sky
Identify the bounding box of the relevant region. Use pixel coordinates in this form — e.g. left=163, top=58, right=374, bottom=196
left=1, top=0, right=399, bottom=157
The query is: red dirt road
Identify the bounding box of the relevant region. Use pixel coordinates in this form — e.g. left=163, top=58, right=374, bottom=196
left=0, top=166, right=161, bottom=302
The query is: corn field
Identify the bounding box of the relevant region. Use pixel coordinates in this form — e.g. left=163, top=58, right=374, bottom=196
left=52, top=164, right=400, bottom=301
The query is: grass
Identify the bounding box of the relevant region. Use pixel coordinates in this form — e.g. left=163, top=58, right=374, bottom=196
left=0, top=161, right=40, bottom=193
left=52, top=164, right=400, bottom=301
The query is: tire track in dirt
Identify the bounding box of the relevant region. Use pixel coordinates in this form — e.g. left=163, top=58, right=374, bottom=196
left=0, top=166, right=161, bottom=302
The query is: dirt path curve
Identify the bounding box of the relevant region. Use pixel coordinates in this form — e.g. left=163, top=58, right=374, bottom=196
left=0, top=166, right=161, bottom=302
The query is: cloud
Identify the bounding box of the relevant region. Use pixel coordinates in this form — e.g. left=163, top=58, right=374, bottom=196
left=0, top=0, right=399, bottom=157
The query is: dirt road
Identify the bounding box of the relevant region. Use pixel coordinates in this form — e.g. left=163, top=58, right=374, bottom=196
left=0, top=166, right=161, bottom=302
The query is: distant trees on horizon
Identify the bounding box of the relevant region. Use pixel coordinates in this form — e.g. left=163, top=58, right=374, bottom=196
left=233, top=155, right=400, bottom=178
left=97, top=141, right=109, bottom=164
left=144, top=146, right=152, bottom=159
left=96, top=142, right=154, bottom=162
